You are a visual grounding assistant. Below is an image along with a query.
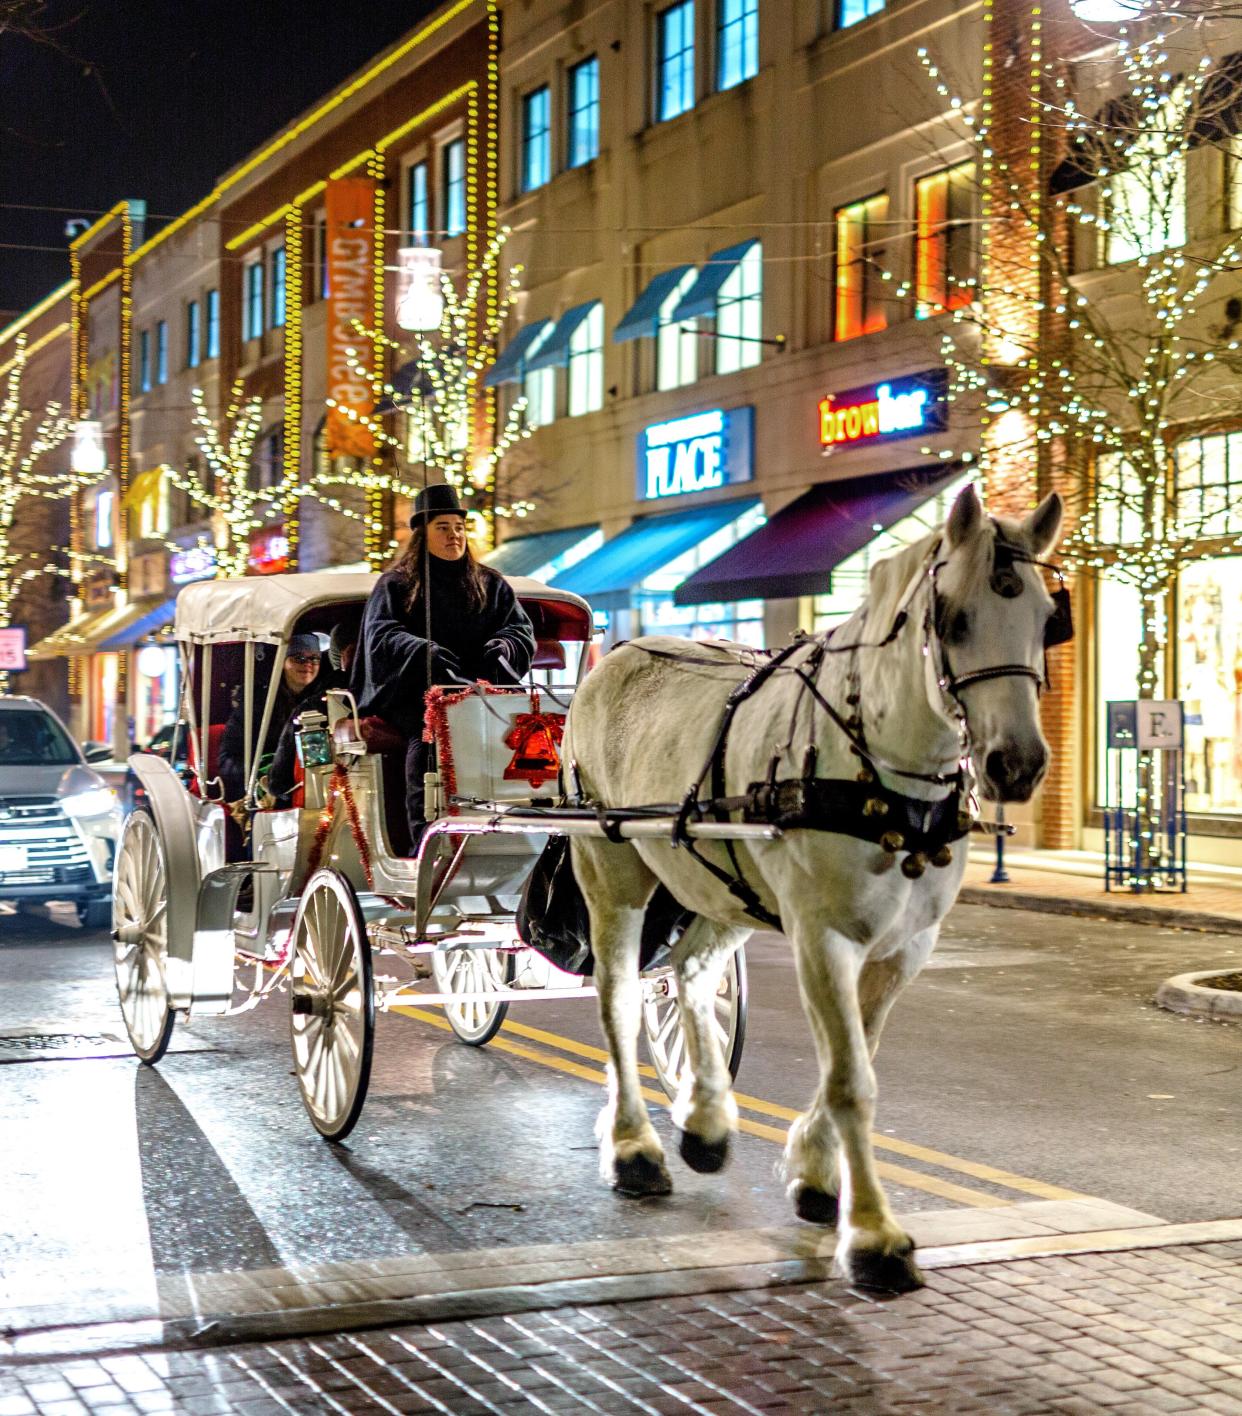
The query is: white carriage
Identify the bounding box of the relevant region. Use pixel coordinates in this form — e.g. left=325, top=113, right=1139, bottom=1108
left=112, top=571, right=760, bottom=1140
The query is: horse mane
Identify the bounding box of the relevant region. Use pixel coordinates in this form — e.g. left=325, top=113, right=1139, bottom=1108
left=862, top=528, right=941, bottom=634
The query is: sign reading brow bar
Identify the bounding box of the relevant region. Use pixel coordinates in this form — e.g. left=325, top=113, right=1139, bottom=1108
left=818, top=369, right=949, bottom=449
left=638, top=406, right=754, bottom=500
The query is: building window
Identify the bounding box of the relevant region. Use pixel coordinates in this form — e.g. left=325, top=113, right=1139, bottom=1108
left=95, top=489, right=114, bottom=549
left=409, top=160, right=429, bottom=244
left=244, top=260, right=265, bottom=341
left=443, top=138, right=466, bottom=238
left=155, top=320, right=168, bottom=385
left=1226, top=135, right=1242, bottom=231
left=568, top=57, right=600, bottom=168
left=835, top=193, right=888, bottom=341
left=521, top=85, right=552, bottom=193
left=914, top=161, right=975, bottom=317
left=715, top=241, right=762, bottom=374
left=186, top=300, right=200, bottom=369
left=205, top=288, right=219, bottom=359
left=1103, top=157, right=1186, bottom=265
left=138, top=330, right=151, bottom=393
left=254, top=429, right=284, bottom=490
left=136, top=472, right=170, bottom=540
left=717, top=0, right=758, bottom=91
left=657, top=269, right=699, bottom=391
left=271, top=246, right=286, bottom=328
left=567, top=302, right=604, bottom=416
left=657, top=1, right=695, bottom=123
left=1178, top=557, right=1242, bottom=812
left=839, top=0, right=884, bottom=29
left=1176, top=431, right=1242, bottom=540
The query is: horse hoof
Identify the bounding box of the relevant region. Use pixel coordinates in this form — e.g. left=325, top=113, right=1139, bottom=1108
left=794, top=1185, right=839, bottom=1227
left=613, top=1152, right=673, bottom=1197
left=844, top=1247, right=925, bottom=1294
left=679, top=1130, right=730, bottom=1173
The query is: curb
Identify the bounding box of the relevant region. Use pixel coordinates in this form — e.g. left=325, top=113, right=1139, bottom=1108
left=1155, top=970, right=1242, bottom=1023
left=957, top=885, right=1242, bottom=936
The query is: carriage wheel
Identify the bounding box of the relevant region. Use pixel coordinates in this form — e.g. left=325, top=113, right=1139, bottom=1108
left=112, top=809, right=176, bottom=1065
left=431, top=947, right=514, bottom=1046
left=641, top=947, right=749, bottom=1101
left=289, top=869, right=375, bottom=1142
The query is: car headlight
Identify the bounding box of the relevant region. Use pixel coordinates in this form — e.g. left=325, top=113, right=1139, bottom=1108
left=61, top=787, right=117, bottom=818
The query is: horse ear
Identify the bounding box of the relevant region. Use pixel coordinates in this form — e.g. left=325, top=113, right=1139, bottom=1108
left=1023, top=491, right=1063, bottom=556
left=946, top=484, right=983, bottom=547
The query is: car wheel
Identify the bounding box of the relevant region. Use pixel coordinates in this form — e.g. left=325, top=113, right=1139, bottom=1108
left=77, top=897, right=112, bottom=930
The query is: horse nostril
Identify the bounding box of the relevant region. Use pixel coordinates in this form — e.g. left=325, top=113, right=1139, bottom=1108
left=985, top=749, right=1011, bottom=787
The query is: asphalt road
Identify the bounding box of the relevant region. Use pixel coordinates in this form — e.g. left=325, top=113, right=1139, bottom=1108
left=1, top=898, right=1238, bottom=1307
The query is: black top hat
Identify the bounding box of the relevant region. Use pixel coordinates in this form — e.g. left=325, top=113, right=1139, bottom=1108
left=408, top=483, right=467, bottom=528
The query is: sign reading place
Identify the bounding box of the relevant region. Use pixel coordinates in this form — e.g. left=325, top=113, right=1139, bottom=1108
left=637, top=406, right=754, bottom=501
left=818, top=369, right=949, bottom=450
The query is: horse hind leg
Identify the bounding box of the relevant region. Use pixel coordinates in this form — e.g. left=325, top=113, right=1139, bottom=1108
left=669, top=919, right=747, bottom=1174
left=786, top=922, right=924, bottom=1294
left=573, top=837, right=671, bottom=1198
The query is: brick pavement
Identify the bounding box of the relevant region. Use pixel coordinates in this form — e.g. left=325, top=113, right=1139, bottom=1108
left=3, top=1239, right=1241, bottom=1414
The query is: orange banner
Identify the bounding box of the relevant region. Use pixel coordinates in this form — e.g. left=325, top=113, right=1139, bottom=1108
left=325, top=177, right=376, bottom=459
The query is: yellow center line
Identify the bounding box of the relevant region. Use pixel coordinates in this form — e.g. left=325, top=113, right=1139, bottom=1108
left=391, top=1007, right=1030, bottom=1208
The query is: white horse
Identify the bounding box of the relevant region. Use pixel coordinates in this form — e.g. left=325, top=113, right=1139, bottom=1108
left=562, top=484, right=1063, bottom=1292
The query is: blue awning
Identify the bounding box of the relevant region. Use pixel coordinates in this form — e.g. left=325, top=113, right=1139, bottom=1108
left=98, top=599, right=176, bottom=651
left=553, top=498, right=759, bottom=612
left=613, top=266, right=694, bottom=343
left=670, top=241, right=757, bottom=323
left=482, top=320, right=553, bottom=388
left=524, top=303, right=598, bottom=373
left=485, top=525, right=599, bottom=579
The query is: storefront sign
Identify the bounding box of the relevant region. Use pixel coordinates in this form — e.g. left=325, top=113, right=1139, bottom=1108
left=169, top=545, right=217, bottom=584
left=0, top=627, right=27, bottom=672
left=637, top=406, right=754, bottom=501
left=249, top=527, right=290, bottom=575
left=325, top=176, right=376, bottom=459
left=818, top=369, right=949, bottom=449
left=1106, top=700, right=1184, bottom=750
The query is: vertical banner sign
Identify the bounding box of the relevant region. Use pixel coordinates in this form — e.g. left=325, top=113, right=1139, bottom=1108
left=326, top=177, right=376, bottom=459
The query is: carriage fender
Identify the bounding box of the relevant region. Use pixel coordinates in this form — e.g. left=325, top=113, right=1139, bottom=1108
left=126, top=752, right=202, bottom=1011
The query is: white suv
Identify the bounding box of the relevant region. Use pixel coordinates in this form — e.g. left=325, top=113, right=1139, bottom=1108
left=0, top=696, right=120, bottom=928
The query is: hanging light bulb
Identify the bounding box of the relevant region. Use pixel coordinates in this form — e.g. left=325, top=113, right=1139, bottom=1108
left=71, top=421, right=106, bottom=476
left=395, top=246, right=444, bottom=332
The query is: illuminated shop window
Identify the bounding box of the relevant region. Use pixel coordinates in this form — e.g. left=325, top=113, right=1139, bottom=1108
left=567, top=302, right=605, bottom=416
left=244, top=260, right=265, bottom=341
left=568, top=57, right=600, bottom=168
left=522, top=85, right=551, bottom=192
left=1178, top=557, right=1242, bottom=813
left=1094, top=577, right=1155, bottom=811
left=138, top=330, right=151, bottom=393
left=1176, top=432, right=1242, bottom=539
left=657, top=1, right=695, bottom=123
left=409, top=160, right=429, bottom=244
left=840, top=0, right=884, bottom=28
left=657, top=269, right=699, bottom=391
left=718, top=0, right=758, bottom=91
left=1101, top=90, right=1186, bottom=264
left=522, top=327, right=557, bottom=429
left=715, top=241, right=762, bottom=374
left=205, top=288, right=219, bottom=358
left=95, top=489, right=114, bottom=549
left=914, top=161, right=975, bottom=317
left=271, top=246, right=286, bottom=329
left=186, top=300, right=200, bottom=369
left=835, top=193, right=888, bottom=341
left=443, top=138, right=466, bottom=237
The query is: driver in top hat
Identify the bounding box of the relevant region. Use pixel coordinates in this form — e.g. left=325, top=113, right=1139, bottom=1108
left=350, top=483, right=536, bottom=849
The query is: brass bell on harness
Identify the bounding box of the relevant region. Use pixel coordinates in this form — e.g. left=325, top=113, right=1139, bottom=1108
left=856, top=766, right=875, bottom=784
left=957, top=810, right=973, bottom=834
left=880, top=830, right=904, bottom=854
left=931, top=845, right=954, bottom=868
left=901, top=851, right=929, bottom=879
left=862, top=797, right=889, bottom=817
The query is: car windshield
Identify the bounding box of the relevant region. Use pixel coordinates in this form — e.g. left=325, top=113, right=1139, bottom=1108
left=0, top=709, right=78, bottom=766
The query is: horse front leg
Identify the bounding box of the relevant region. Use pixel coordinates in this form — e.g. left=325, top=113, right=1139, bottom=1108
left=670, top=920, right=748, bottom=1174
left=573, top=838, right=670, bottom=1197
left=786, top=922, right=923, bottom=1293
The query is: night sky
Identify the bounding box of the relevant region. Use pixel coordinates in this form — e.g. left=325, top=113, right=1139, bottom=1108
left=0, top=0, right=442, bottom=317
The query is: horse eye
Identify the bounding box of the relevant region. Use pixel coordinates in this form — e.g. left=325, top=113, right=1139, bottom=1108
left=942, top=609, right=971, bottom=645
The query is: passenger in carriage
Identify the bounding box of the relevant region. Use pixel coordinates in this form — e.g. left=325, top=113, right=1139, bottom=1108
left=350, top=483, right=536, bottom=850
left=217, top=631, right=323, bottom=804
left=265, top=622, right=359, bottom=806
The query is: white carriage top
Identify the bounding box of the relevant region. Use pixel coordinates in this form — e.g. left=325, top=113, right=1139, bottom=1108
left=173, top=571, right=594, bottom=645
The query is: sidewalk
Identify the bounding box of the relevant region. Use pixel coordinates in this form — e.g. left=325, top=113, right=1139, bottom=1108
left=961, top=847, right=1242, bottom=934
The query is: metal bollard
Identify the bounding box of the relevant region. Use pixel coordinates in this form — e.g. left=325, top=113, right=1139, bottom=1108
left=990, top=803, right=1010, bottom=884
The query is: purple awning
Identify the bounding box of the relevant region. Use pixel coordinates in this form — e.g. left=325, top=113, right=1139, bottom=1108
left=673, top=465, right=962, bottom=606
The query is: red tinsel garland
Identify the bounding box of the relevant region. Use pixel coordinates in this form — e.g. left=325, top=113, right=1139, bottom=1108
left=302, top=761, right=376, bottom=889
left=422, top=681, right=538, bottom=816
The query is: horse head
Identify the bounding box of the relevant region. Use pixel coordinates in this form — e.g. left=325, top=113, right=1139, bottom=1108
left=933, top=484, right=1065, bottom=802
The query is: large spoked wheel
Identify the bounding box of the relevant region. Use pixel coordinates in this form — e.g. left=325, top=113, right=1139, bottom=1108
left=431, top=947, right=515, bottom=1046
left=289, top=869, right=374, bottom=1142
left=641, top=947, right=748, bottom=1101
left=112, top=809, right=176, bottom=1065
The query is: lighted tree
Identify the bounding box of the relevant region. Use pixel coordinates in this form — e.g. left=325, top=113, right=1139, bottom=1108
left=165, top=383, right=280, bottom=579
left=322, top=227, right=536, bottom=564
left=0, top=334, right=100, bottom=687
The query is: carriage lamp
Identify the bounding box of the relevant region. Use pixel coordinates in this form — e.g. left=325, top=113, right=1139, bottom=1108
left=71, top=420, right=107, bottom=476
left=395, top=246, right=444, bottom=332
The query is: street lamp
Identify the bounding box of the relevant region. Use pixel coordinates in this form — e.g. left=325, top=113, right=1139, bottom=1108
left=71, top=421, right=107, bottom=476
left=395, top=246, right=444, bottom=332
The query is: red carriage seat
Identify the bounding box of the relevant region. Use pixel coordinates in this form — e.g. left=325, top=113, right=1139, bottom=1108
left=531, top=639, right=566, bottom=670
